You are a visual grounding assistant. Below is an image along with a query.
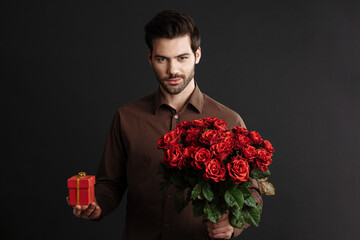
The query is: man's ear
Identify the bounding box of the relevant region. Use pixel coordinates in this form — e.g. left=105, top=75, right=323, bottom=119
left=195, top=47, right=201, bottom=64
left=147, top=49, right=153, bottom=66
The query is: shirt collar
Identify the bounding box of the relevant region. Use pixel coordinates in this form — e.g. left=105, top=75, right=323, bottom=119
left=153, top=82, right=204, bottom=114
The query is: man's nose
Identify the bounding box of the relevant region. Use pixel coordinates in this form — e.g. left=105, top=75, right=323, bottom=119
left=167, top=60, right=179, bottom=76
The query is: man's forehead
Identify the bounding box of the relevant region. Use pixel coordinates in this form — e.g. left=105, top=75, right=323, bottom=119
left=152, top=35, right=193, bottom=56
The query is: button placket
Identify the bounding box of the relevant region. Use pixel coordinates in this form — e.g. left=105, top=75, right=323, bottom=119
left=171, top=113, right=180, bottom=129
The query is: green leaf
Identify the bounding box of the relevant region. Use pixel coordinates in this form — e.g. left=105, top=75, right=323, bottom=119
left=244, top=195, right=257, bottom=208
left=192, top=199, right=205, bottom=217
left=230, top=205, right=241, bottom=219
left=250, top=169, right=271, bottom=179
left=202, top=182, right=214, bottom=201
left=224, top=190, right=236, bottom=207
left=239, top=186, right=252, bottom=199
left=228, top=187, right=244, bottom=209
left=174, top=190, right=187, bottom=213
left=158, top=181, right=171, bottom=197
left=204, top=202, right=222, bottom=224
left=229, top=211, right=244, bottom=229
left=191, top=183, right=202, bottom=200
left=242, top=206, right=262, bottom=227
left=239, top=181, right=251, bottom=187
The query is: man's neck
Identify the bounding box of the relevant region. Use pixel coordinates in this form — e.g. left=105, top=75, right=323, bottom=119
left=160, top=80, right=195, bottom=112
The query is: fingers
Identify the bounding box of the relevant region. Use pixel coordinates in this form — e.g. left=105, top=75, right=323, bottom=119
left=88, top=205, right=102, bottom=219
left=206, top=211, right=233, bottom=239
left=207, top=225, right=233, bottom=239
left=73, top=205, right=83, bottom=217
left=82, top=202, right=97, bottom=217
left=218, top=211, right=229, bottom=221
left=206, top=220, right=229, bottom=231
left=206, top=212, right=229, bottom=228
left=66, top=196, right=101, bottom=219
left=72, top=202, right=101, bottom=219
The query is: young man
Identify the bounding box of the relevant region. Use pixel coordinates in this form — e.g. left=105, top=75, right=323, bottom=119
left=69, top=10, right=262, bottom=240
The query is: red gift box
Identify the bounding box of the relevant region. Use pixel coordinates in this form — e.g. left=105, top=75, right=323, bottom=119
left=67, top=172, right=95, bottom=206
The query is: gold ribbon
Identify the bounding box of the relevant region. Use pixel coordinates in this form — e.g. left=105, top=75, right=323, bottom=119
left=76, top=172, right=86, bottom=205
left=91, top=177, right=94, bottom=202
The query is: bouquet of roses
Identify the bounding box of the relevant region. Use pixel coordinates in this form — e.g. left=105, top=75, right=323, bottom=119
left=158, top=117, right=275, bottom=229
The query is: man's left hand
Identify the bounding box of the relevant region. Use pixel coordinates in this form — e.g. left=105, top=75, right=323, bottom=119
left=206, top=211, right=234, bottom=239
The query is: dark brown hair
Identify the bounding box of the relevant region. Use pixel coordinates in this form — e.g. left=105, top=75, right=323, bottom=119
left=144, top=10, right=201, bottom=54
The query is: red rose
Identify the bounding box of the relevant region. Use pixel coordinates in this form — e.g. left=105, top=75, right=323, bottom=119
left=176, top=120, right=192, bottom=130
left=158, top=128, right=182, bottom=149
left=257, top=148, right=272, bottom=161
left=182, top=146, right=198, bottom=168
left=184, top=128, right=202, bottom=146
left=204, top=117, right=218, bottom=123
left=204, top=159, right=226, bottom=182
left=210, top=142, right=232, bottom=161
left=222, top=131, right=235, bottom=138
left=263, top=140, right=275, bottom=153
left=254, top=148, right=273, bottom=172
left=234, top=134, right=253, bottom=150
left=232, top=126, right=249, bottom=136
left=227, top=156, right=249, bottom=183
left=203, top=117, right=219, bottom=129
left=243, top=145, right=257, bottom=160
left=192, top=119, right=207, bottom=128
left=162, top=145, right=183, bottom=168
left=192, top=148, right=212, bottom=170
left=213, top=118, right=227, bottom=131
left=220, top=135, right=235, bottom=150
left=250, top=131, right=263, bottom=144
left=199, top=130, right=222, bottom=146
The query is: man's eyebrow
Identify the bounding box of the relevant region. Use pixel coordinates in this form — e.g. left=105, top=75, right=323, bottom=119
left=153, top=53, right=191, bottom=58
left=177, top=53, right=191, bottom=57
left=153, top=55, right=168, bottom=59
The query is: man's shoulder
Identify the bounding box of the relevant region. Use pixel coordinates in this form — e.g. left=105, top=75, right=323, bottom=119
left=116, top=92, right=156, bottom=116
left=202, top=93, right=246, bottom=128
left=203, top=94, right=239, bottom=115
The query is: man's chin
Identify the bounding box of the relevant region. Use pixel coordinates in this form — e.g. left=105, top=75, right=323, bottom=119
left=163, top=86, right=183, bottom=95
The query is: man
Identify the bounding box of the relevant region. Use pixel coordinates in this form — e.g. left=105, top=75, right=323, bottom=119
left=68, top=10, right=262, bottom=240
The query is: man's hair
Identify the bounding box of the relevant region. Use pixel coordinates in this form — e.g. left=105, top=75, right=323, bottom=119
left=144, top=10, right=201, bottom=54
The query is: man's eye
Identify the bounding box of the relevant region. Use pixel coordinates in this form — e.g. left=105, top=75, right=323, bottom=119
left=156, top=58, right=167, bottom=62
left=179, top=57, right=188, bottom=61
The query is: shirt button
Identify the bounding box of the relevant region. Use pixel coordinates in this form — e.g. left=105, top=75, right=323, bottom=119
left=174, top=114, right=179, bottom=119
left=167, top=193, right=172, bottom=199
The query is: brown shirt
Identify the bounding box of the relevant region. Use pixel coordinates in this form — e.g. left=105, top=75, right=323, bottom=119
left=95, top=84, right=262, bottom=240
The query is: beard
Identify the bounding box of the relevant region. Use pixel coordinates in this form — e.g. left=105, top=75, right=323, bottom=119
left=154, top=65, right=195, bottom=95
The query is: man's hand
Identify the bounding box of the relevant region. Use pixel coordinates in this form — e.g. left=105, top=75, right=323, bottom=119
left=66, top=196, right=102, bottom=220
left=206, top=211, right=234, bottom=239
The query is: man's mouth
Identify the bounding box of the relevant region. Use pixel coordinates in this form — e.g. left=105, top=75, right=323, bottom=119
left=166, top=78, right=182, bottom=85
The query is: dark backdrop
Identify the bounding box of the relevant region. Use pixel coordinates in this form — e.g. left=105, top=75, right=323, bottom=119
left=1, top=0, right=359, bottom=239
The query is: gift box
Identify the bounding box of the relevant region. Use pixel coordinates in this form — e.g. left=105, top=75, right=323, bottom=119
left=67, top=172, right=95, bottom=206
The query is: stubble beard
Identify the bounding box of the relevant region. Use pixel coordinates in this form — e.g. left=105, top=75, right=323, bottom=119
left=155, top=65, right=195, bottom=95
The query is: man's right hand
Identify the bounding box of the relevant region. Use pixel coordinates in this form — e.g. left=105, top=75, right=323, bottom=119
left=66, top=196, right=102, bottom=220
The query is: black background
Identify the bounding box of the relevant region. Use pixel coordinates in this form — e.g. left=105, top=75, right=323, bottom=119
left=1, top=0, right=359, bottom=239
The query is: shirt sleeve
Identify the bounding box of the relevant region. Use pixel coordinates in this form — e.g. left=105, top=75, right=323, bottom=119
left=95, top=111, right=128, bottom=217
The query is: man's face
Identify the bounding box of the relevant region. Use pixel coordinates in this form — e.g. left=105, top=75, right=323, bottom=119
left=148, top=35, right=201, bottom=95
